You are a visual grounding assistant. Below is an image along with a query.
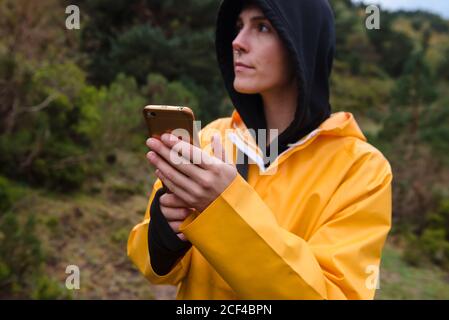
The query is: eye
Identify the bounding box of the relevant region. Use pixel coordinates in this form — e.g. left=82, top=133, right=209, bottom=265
left=258, top=23, right=270, bottom=33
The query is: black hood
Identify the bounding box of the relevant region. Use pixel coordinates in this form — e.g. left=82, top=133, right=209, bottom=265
left=215, top=0, right=336, bottom=162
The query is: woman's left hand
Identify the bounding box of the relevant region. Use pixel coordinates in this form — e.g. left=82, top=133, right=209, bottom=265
left=146, top=133, right=237, bottom=213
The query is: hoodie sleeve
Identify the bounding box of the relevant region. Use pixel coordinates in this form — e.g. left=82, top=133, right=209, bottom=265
left=178, top=150, right=392, bottom=299
left=147, top=186, right=192, bottom=275
left=127, top=178, right=192, bottom=285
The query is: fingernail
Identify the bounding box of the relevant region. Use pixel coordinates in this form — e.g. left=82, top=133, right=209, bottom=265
left=161, top=134, right=169, bottom=142
left=148, top=138, right=156, bottom=147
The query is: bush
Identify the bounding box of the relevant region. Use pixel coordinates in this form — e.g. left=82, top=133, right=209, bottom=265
left=143, top=73, right=199, bottom=116
left=31, top=275, right=73, bottom=300
left=0, top=176, right=68, bottom=299
left=0, top=62, right=106, bottom=191
left=96, top=73, right=146, bottom=153
left=402, top=198, right=449, bottom=269
left=0, top=211, right=44, bottom=298
left=420, top=229, right=449, bottom=266
left=0, top=176, right=22, bottom=212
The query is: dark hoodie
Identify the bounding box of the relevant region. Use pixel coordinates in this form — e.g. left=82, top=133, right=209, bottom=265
left=148, top=0, right=336, bottom=276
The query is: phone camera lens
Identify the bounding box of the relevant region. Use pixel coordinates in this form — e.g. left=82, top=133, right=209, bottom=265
left=148, top=112, right=156, bottom=117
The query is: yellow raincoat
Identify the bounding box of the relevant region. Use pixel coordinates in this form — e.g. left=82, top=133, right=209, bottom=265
left=127, top=110, right=393, bottom=300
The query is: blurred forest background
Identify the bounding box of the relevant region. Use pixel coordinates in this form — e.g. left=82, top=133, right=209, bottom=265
left=1, top=0, right=449, bottom=299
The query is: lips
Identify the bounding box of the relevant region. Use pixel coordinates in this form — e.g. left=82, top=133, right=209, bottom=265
left=234, top=62, right=254, bottom=72
left=235, top=62, right=253, bottom=68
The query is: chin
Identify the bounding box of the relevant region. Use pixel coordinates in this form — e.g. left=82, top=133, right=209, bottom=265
left=233, top=80, right=260, bottom=94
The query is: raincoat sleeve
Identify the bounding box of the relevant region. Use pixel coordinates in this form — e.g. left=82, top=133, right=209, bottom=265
left=178, top=150, right=392, bottom=299
left=127, top=177, right=193, bottom=285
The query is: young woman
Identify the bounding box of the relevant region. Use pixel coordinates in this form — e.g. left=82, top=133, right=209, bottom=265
left=128, top=0, right=392, bottom=300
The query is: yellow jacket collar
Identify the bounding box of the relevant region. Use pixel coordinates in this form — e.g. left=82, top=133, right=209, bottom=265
left=229, top=110, right=367, bottom=173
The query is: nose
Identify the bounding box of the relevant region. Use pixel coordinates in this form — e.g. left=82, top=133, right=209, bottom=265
left=232, top=28, right=249, bottom=55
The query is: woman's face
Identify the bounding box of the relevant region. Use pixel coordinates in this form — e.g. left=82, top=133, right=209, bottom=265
left=232, top=5, right=295, bottom=94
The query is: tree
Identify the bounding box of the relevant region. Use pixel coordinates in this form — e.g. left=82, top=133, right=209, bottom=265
left=378, top=43, right=449, bottom=229
left=76, top=0, right=227, bottom=124
left=366, top=11, right=415, bottom=77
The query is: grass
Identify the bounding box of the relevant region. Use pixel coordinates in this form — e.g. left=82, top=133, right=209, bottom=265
left=376, top=242, right=449, bottom=299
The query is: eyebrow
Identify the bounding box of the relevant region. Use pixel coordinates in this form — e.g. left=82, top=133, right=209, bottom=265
left=236, top=15, right=269, bottom=24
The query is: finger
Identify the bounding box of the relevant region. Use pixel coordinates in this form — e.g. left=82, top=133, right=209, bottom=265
left=177, top=232, right=187, bottom=241
left=160, top=205, right=190, bottom=221
left=148, top=136, right=206, bottom=181
left=155, top=134, right=196, bottom=164
left=162, top=133, right=219, bottom=169
left=168, top=220, right=183, bottom=233
left=155, top=168, right=195, bottom=205
left=148, top=151, right=201, bottom=196
left=160, top=192, right=190, bottom=208
left=147, top=137, right=189, bottom=165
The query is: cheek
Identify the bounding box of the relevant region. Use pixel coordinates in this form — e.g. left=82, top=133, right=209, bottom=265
left=256, top=42, right=293, bottom=86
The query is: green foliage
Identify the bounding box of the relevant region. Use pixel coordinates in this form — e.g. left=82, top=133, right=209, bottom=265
left=419, top=101, right=449, bottom=165
left=392, top=50, right=437, bottom=107
left=0, top=213, right=41, bottom=295
left=366, top=12, right=415, bottom=77
left=109, top=25, right=172, bottom=83
left=31, top=275, right=73, bottom=300
left=403, top=199, right=449, bottom=269
left=96, top=73, right=145, bottom=153
left=379, top=49, right=437, bottom=144
left=144, top=73, right=199, bottom=115
left=71, top=86, right=103, bottom=144
left=78, top=0, right=226, bottom=124
left=396, top=11, right=449, bottom=34
left=0, top=176, right=23, bottom=212
left=106, top=24, right=224, bottom=123
left=0, top=60, right=106, bottom=190
left=331, top=61, right=393, bottom=114
left=111, top=227, right=130, bottom=244
left=0, top=176, right=71, bottom=299
left=333, top=0, right=380, bottom=74
left=0, top=177, right=42, bottom=297
left=436, top=46, right=449, bottom=81
left=375, top=46, right=449, bottom=240
left=378, top=47, right=449, bottom=166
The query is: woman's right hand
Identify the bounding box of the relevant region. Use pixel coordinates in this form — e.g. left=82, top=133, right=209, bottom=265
left=159, top=189, right=193, bottom=241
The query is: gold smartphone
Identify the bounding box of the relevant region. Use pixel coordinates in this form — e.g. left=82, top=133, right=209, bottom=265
left=143, top=105, right=200, bottom=192
left=143, top=105, right=200, bottom=147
